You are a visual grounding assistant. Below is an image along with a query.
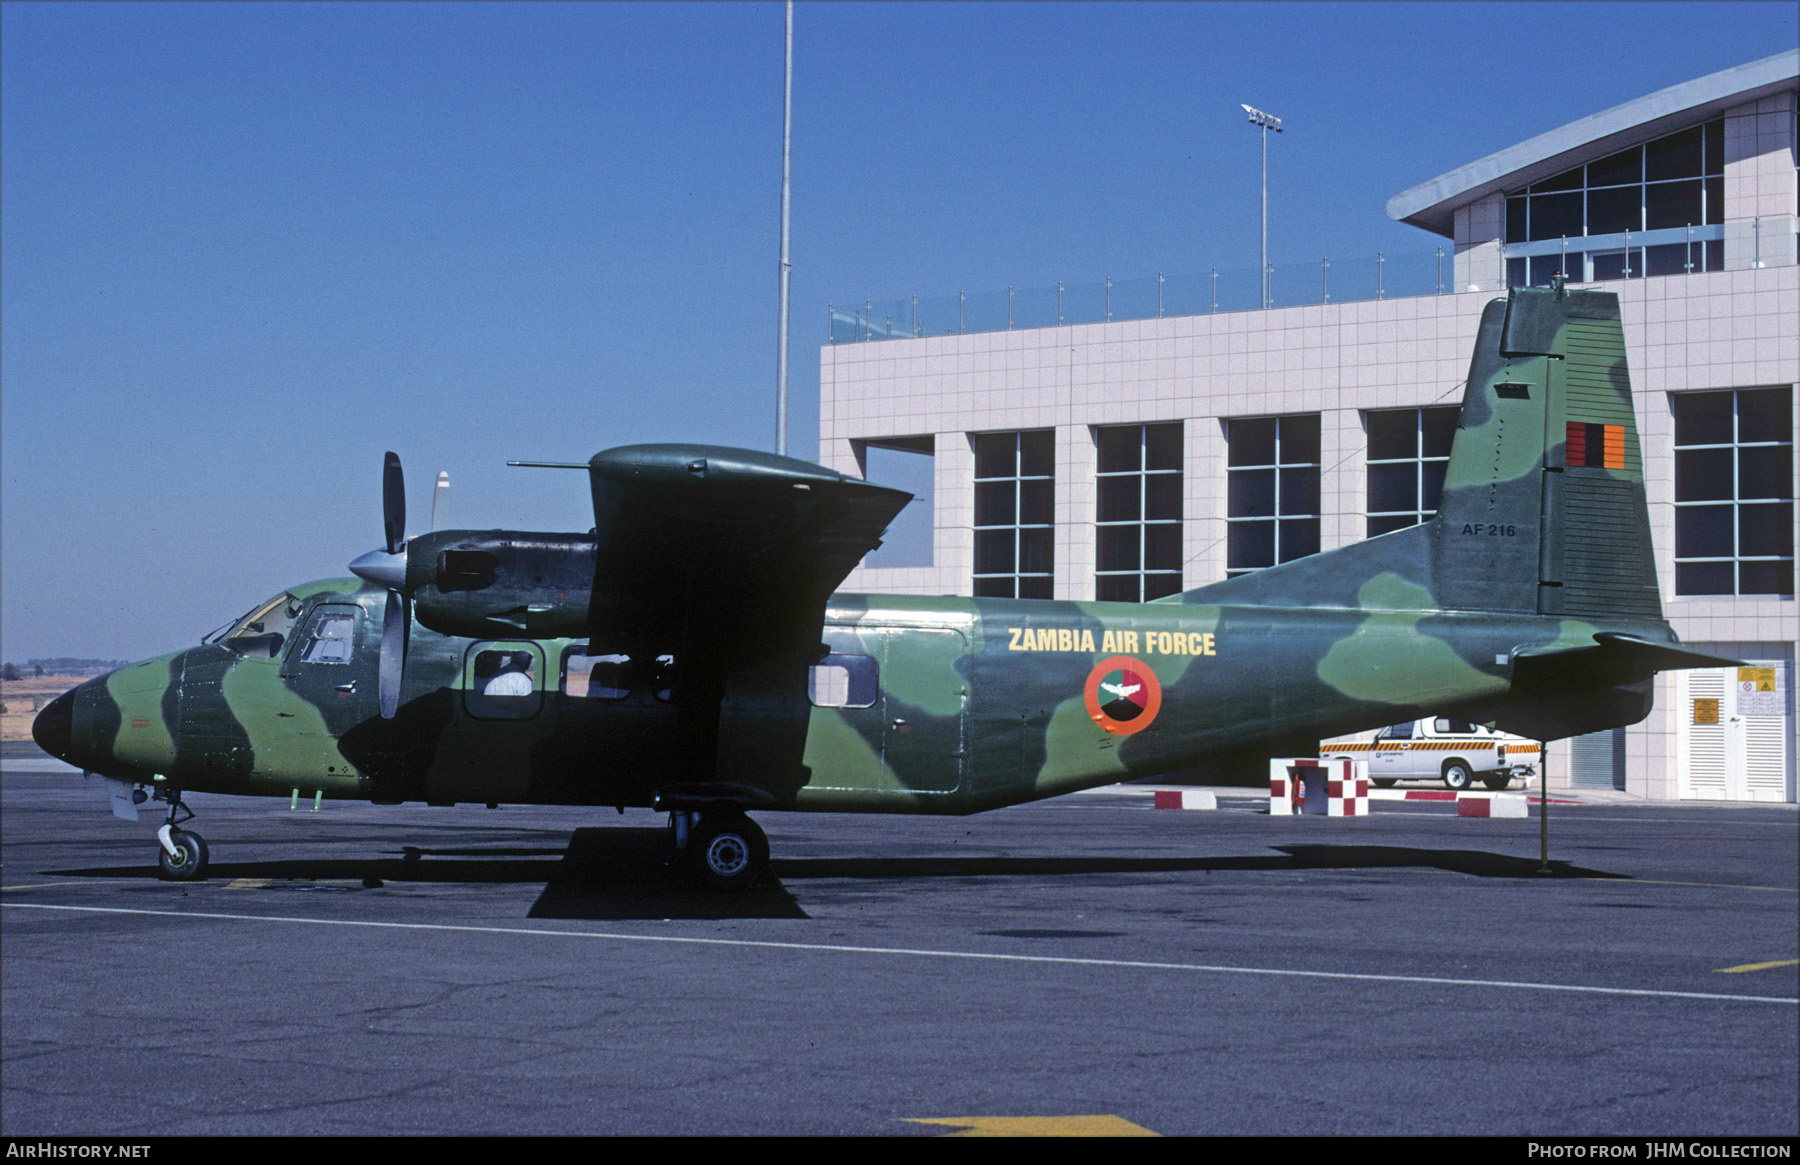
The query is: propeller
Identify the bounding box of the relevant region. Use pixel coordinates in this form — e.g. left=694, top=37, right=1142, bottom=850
left=350, top=451, right=410, bottom=719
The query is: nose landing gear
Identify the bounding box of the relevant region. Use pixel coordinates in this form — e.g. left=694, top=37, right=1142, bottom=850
left=154, top=792, right=208, bottom=881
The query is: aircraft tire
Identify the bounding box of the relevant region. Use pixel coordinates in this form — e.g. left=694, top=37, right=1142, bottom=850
left=158, top=829, right=209, bottom=881
left=688, top=814, right=769, bottom=891
left=1441, top=761, right=1474, bottom=792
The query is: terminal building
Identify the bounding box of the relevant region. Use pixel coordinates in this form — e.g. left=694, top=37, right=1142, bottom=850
left=819, top=50, right=1798, bottom=802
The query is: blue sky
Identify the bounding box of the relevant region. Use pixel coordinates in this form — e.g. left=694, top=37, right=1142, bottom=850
left=3, top=1, right=1794, bottom=662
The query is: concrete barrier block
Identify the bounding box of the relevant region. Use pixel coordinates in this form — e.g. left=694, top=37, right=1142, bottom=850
left=1455, top=792, right=1529, bottom=818
left=1153, top=789, right=1217, bottom=810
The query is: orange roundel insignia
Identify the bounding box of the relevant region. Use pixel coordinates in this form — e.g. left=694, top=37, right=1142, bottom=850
left=1084, top=655, right=1162, bottom=735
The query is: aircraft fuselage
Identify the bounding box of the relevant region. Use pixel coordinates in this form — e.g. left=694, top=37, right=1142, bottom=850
left=37, top=577, right=1665, bottom=815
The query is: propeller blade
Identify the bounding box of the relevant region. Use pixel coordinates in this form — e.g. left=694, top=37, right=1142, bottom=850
left=430, top=471, right=449, bottom=531
left=379, top=590, right=408, bottom=719
left=383, top=451, right=406, bottom=554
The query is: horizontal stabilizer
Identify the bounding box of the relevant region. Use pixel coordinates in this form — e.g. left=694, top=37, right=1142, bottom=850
left=1515, top=633, right=1746, bottom=675
left=1482, top=632, right=1743, bottom=740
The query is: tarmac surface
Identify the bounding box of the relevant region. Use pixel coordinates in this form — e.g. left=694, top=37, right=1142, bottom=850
left=2, top=740, right=1795, bottom=1137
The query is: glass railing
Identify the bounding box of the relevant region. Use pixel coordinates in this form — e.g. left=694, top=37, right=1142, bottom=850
left=1499, top=217, right=1797, bottom=286
left=828, top=248, right=1453, bottom=344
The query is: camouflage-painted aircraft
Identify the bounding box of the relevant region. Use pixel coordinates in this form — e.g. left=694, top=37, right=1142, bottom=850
left=33, top=284, right=1739, bottom=887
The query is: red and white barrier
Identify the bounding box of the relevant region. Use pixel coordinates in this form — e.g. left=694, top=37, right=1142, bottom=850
left=1153, top=789, right=1218, bottom=810
left=1269, top=758, right=1369, bottom=816
left=1457, top=792, right=1529, bottom=818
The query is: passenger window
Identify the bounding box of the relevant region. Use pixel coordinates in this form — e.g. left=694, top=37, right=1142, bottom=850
left=809, top=654, right=878, bottom=708
left=1435, top=718, right=1476, bottom=734
left=1378, top=722, right=1414, bottom=740
left=466, top=645, right=542, bottom=719
left=475, top=649, right=536, bottom=695
left=650, top=655, right=677, bottom=702
left=299, top=612, right=357, bottom=664
left=563, top=648, right=630, bottom=700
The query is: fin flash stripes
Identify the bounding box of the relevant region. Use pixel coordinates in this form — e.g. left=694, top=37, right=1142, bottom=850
left=1566, top=422, right=1625, bottom=469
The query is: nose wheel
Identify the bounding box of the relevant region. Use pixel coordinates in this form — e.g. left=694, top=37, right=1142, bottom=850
left=154, top=793, right=208, bottom=881
left=157, top=826, right=208, bottom=880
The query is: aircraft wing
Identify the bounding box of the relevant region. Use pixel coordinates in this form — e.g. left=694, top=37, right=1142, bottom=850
left=371, top=444, right=909, bottom=800
left=582, top=444, right=912, bottom=658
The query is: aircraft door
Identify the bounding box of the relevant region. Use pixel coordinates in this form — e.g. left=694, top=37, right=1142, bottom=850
left=255, top=599, right=381, bottom=791
left=420, top=640, right=552, bottom=804
left=278, top=601, right=380, bottom=735
left=876, top=627, right=968, bottom=795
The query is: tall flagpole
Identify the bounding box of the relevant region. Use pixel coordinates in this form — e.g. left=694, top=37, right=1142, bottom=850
left=776, top=1, right=793, bottom=456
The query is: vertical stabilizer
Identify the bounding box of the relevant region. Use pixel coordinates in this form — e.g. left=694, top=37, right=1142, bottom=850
left=1431, top=285, right=1661, bottom=619
left=1177, top=285, right=1663, bottom=621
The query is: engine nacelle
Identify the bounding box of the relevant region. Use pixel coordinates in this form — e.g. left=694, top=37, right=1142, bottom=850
left=403, top=529, right=597, bottom=639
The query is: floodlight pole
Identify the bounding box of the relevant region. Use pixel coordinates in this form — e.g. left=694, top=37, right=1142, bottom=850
left=1242, top=104, right=1282, bottom=310
left=776, top=1, right=793, bottom=456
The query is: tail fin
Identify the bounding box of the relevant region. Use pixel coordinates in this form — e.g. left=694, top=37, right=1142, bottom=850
left=1179, top=284, right=1663, bottom=618
left=1432, top=284, right=1661, bottom=618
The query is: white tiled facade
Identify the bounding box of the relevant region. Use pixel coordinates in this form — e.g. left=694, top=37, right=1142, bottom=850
left=820, top=69, right=1798, bottom=802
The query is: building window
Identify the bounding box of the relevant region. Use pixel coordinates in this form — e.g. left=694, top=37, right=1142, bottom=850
left=1095, top=423, right=1182, bottom=601
left=1673, top=387, right=1793, bottom=596
left=1366, top=407, right=1458, bottom=536
left=1504, top=118, right=1723, bottom=287
left=1227, top=414, right=1320, bottom=577
left=973, top=430, right=1055, bottom=599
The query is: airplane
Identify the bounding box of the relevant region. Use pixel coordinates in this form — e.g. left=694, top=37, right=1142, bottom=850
left=32, top=282, right=1742, bottom=889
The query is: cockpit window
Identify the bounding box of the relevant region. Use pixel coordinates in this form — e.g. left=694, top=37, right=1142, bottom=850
left=222, top=592, right=304, bottom=658
left=299, top=612, right=358, bottom=664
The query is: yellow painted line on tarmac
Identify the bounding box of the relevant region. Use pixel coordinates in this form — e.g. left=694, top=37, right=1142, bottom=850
left=1, top=880, right=143, bottom=891
left=906, top=1116, right=1159, bottom=1137
left=1716, top=959, right=1800, bottom=974
left=224, top=879, right=270, bottom=890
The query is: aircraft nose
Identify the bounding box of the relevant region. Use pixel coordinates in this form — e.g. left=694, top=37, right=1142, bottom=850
left=32, top=688, right=75, bottom=761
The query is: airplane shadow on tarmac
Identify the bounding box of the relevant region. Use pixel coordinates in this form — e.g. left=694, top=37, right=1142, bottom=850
left=44, top=834, right=1626, bottom=922
left=764, top=845, right=1628, bottom=883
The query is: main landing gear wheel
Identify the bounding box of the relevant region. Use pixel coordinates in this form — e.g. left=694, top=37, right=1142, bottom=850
left=683, top=813, right=769, bottom=891
left=158, top=827, right=208, bottom=881
left=1442, top=761, right=1474, bottom=792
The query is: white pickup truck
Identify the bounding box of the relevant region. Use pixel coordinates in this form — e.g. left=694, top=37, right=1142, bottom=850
left=1322, top=718, right=1538, bottom=791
